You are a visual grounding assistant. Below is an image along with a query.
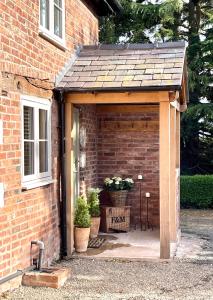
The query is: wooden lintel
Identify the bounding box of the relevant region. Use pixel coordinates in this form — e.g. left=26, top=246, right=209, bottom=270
left=65, top=91, right=170, bottom=104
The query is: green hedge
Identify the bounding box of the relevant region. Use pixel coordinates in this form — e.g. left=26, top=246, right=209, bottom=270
left=180, top=175, right=213, bottom=209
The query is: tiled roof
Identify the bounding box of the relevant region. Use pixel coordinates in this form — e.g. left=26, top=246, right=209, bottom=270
left=57, top=42, right=186, bottom=91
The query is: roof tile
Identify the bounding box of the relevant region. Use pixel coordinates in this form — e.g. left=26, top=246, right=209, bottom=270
left=57, top=42, right=186, bottom=91
left=141, top=80, right=162, bottom=86
left=135, top=64, right=154, bottom=70
left=164, top=68, right=183, bottom=74
left=134, top=74, right=153, bottom=80
left=83, top=82, right=103, bottom=88
left=116, top=64, right=135, bottom=70
left=122, top=81, right=142, bottom=87
left=75, top=60, right=91, bottom=66
left=79, top=76, right=97, bottom=82
left=97, top=75, right=115, bottom=82
left=103, top=81, right=122, bottom=87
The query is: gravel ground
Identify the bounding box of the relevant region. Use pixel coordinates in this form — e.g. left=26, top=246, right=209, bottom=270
left=3, top=209, right=213, bottom=300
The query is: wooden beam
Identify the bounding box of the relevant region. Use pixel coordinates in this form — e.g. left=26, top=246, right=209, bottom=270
left=96, top=104, right=159, bottom=114
left=65, top=102, right=74, bottom=256
left=160, top=101, right=170, bottom=259
left=65, top=91, right=170, bottom=104
left=169, top=106, right=177, bottom=241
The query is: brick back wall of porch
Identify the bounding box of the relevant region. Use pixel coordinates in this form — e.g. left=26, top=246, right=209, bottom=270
left=96, top=105, right=160, bottom=227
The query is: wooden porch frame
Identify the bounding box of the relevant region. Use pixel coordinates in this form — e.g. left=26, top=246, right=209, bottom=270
left=64, top=90, right=182, bottom=259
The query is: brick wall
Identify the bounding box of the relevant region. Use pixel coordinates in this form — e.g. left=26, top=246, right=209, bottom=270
left=0, top=0, right=98, bottom=278
left=0, top=0, right=98, bottom=81
left=96, top=105, right=160, bottom=227
left=78, top=105, right=98, bottom=195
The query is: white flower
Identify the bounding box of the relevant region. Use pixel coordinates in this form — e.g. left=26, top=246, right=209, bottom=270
left=109, top=180, right=113, bottom=185
left=115, top=181, right=120, bottom=185
left=115, top=177, right=122, bottom=181
left=104, top=178, right=111, bottom=184
left=125, top=178, right=134, bottom=183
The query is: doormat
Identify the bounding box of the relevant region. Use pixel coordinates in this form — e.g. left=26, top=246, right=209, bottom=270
left=88, top=237, right=105, bottom=248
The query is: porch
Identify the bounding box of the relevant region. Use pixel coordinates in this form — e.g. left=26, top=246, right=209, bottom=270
left=55, top=42, right=188, bottom=259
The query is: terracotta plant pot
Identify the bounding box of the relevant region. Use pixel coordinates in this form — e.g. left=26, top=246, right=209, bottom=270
left=109, top=190, right=128, bottom=207
left=90, top=217, right=101, bottom=238
left=74, top=227, right=90, bottom=253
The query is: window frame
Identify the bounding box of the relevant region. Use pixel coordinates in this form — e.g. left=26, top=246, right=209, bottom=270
left=21, top=95, right=52, bottom=189
left=39, top=0, right=66, bottom=48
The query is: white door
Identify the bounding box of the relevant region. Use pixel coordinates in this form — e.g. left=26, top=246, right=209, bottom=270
left=72, top=108, right=80, bottom=206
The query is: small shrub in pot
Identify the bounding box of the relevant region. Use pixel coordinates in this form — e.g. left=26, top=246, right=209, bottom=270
left=88, top=188, right=101, bottom=238
left=74, top=196, right=91, bottom=252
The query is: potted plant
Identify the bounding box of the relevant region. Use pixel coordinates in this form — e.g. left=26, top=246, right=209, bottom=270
left=74, top=196, right=91, bottom=252
left=104, top=177, right=134, bottom=207
left=88, top=188, right=101, bottom=238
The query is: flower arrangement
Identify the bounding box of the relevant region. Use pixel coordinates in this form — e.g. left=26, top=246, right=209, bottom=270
left=104, top=176, right=134, bottom=191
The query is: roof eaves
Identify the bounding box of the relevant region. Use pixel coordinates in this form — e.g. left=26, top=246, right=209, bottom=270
left=54, top=85, right=182, bottom=93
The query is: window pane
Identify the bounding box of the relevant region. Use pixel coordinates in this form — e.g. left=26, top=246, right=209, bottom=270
left=24, top=106, right=34, bottom=140
left=39, top=141, right=48, bottom=173
left=39, top=109, right=47, bottom=139
left=54, top=6, right=62, bottom=38
left=54, top=0, right=62, bottom=7
left=40, top=0, right=49, bottom=29
left=24, top=142, right=34, bottom=175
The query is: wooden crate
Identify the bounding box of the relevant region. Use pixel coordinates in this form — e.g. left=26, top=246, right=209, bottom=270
left=101, top=206, right=131, bottom=233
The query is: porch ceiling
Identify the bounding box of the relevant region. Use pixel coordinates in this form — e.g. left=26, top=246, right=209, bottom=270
left=56, top=42, right=187, bottom=93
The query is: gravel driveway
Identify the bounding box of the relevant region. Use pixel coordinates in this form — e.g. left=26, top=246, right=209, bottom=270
left=4, top=210, right=213, bottom=300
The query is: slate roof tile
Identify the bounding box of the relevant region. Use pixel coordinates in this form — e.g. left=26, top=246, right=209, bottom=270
left=134, top=74, right=153, bottom=80
left=122, top=81, right=142, bottom=87
left=57, top=42, right=186, bottom=91
left=103, top=81, right=122, bottom=87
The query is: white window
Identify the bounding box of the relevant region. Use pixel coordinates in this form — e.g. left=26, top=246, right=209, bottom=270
left=21, top=95, right=52, bottom=189
left=39, top=0, right=65, bottom=47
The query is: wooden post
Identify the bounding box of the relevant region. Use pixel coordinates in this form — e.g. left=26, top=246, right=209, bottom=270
left=176, top=111, right=180, bottom=169
left=160, top=101, right=170, bottom=259
left=169, top=106, right=177, bottom=241
left=176, top=111, right=181, bottom=237
left=65, top=102, right=74, bottom=256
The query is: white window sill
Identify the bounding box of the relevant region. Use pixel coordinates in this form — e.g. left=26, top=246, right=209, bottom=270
left=22, top=178, right=54, bottom=191
left=39, top=28, right=67, bottom=51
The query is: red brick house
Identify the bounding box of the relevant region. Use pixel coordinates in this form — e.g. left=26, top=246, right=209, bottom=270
left=0, top=0, right=121, bottom=281
left=0, top=0, right=188, bottom=286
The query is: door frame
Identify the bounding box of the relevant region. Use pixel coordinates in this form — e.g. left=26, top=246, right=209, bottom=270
left=73, top=107, right=80, bottom=207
